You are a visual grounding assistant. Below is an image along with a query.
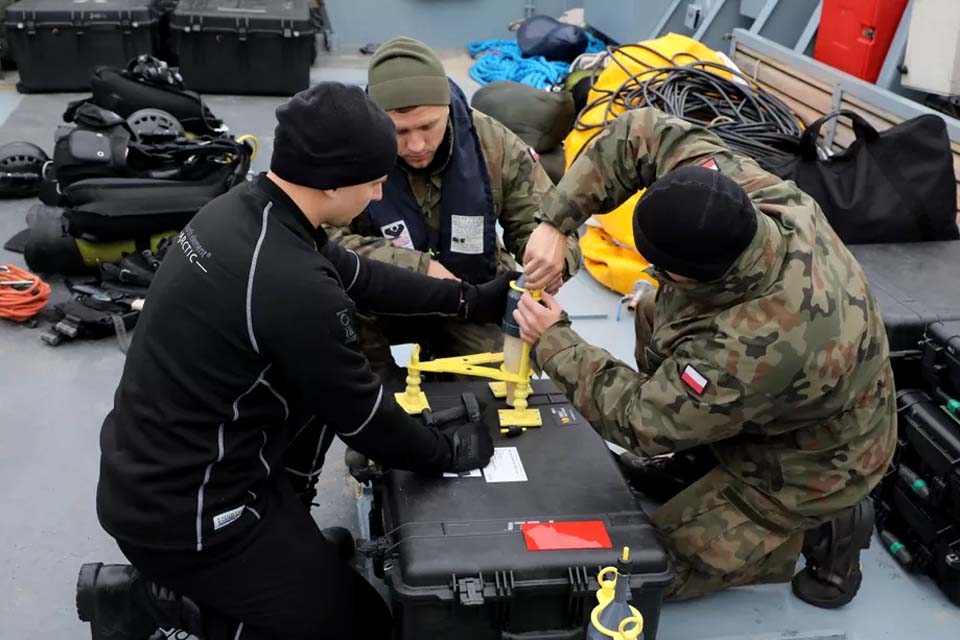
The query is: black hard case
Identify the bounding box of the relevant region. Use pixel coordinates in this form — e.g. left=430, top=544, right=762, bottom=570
left=896, top=390, right=960, bottom=523
left=923, top=321, right=960, bottom=400
left=170, top=0, right=314, bottom=96
left=6, top=0, right=154, bottom=93
left=371, top=380, right=673, bottom=640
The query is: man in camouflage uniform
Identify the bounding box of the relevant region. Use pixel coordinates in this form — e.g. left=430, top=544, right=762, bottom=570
left=323, top=36, right=580, bottom=380
left=515, top=107, right=896, bottom=607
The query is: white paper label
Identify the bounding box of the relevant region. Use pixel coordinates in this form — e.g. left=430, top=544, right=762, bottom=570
left=380, top=221, right=414, bottom=249
left=450, top=215, right=484, bottom=255
left=443, top=469, right=483, bottom=479
left=483, top=447, right=528, bottom=483
left=212, top=506, right=244, bottom=531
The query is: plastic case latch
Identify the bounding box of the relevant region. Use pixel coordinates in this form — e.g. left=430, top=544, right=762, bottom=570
left=72, top=11, right=86, bottom=37
left=456, top=577, right=485, bottom=606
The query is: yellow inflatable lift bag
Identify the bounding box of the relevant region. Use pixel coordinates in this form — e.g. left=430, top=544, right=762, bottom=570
left=566, top=34, right=728, bottom=295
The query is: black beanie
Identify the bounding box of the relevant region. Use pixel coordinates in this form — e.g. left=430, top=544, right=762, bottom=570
left=633, top=166, right=758, bottom=281
left=270, top=82, right=398, bottom=190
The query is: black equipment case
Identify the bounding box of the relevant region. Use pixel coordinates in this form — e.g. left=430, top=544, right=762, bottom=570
left=368, top=380, right=673, bottom=640
left=896, top=391, right=960, bottom=524
left=923, top=321, right=960, bottom=400
left=873, top=389, right=960, bottom=605
left=170, top=0, right=315, bottom=95
left=6, top=0, right=155, bottom=92
left=847, top=241, right=960, bottom=387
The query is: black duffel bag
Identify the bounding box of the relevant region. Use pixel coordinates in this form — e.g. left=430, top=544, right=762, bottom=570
left=762, top=109, right=959, bottom=244
left=517, top=15, right=589, bottom=63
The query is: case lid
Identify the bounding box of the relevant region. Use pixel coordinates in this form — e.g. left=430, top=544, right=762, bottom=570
left=6, top=0, right=154, bottom=28
left=380, top=381, right=673, bottom=592
left=171, top=0, right=314, bottom=36
left=848, top=242, right=960, bottom=354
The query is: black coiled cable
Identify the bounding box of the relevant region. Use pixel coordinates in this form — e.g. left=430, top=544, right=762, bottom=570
left=571, top=44, right=803, bottom=164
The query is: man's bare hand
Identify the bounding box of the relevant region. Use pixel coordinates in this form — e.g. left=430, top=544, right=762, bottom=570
left=427, top=260, right=460, bottom=281
left=522, top=222, right=567, bottom=290
left=513, top=291, right=564, bottom=345
left=545, top=273, right=564, bottom=295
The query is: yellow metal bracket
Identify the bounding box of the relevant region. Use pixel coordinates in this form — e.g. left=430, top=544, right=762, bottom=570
left=394, top=280, right=545, bottom=430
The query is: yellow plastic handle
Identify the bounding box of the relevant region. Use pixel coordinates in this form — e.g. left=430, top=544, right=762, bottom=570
left=237, top=134, right=259, bottom=159
left=619, top=614, right=644, bottom=640
left=509, top=279, right=542, bottom=301
left=598, top=566, right=618, bottom=589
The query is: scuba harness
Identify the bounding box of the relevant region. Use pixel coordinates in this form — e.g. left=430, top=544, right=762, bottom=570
left=65, top=54, right=225, bottom=136
left=40, top=240, right=169, bottom=350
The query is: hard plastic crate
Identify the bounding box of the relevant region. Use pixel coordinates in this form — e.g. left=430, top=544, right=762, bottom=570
left=170, top=0, right=315, bottom=96
left=368, top=380, right=673, bottom=640
left=848, top=241, right=960, bottom=388
left=6, top=0, right=155, bottom=93
left=923, top=321, right=960, bottom=400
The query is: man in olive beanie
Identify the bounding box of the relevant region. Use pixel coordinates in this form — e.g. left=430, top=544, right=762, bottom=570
left=323, top=35, right=581, bottom=382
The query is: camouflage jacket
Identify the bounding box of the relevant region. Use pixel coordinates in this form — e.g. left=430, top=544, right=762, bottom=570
left=324, top=109, right=581, bottom=278
left=535, top=108, right=896, bottom=519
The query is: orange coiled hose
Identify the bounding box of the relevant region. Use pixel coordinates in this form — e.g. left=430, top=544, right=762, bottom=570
left=0, top=264, right=51, bottom=322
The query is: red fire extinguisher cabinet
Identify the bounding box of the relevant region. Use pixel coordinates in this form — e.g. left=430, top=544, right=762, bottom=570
left=813, top=0, right=909, bottom=82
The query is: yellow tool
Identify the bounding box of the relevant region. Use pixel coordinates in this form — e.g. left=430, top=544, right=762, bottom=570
left=587, top=547, right=644, bottom=640
left=394, top=280, right=543, bottom=429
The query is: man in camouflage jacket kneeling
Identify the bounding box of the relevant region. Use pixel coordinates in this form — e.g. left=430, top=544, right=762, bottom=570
left=515, top=107, right=896, bottom=608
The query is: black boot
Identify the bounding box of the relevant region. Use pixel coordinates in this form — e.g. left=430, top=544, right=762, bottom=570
left=792, top=498, right=875, bottom=608
left=77, top=563, right=203, bottom=640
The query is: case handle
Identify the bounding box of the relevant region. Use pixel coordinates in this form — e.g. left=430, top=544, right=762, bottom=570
left=799, top=109, right=879, bottom=160
left=501, top=629, right=584, bottom=640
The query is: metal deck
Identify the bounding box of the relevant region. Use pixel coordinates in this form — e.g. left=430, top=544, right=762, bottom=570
left=0, top=52, right=958, bottom=640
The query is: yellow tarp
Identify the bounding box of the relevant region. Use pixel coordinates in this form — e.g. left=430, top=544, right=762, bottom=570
left=567, top=33, right=728, bottom=295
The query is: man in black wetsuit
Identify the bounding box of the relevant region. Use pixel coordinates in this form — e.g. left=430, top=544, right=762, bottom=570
left=77, top=82, right=510, bottom=640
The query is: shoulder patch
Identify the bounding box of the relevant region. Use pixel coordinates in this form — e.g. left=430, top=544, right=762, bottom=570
left=337, top=308, right=358, bottom=344
left=700, top=158, right=719, bottom=172
left=680, top=364, right=708, bottom=395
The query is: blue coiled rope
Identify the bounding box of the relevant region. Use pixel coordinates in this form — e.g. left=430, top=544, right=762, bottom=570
left=467, top=33, right=606, bottom=89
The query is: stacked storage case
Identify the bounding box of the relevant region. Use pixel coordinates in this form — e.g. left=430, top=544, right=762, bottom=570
left=5, top=0, right=155, bottom=92
left=847, top=241, right=960, bottom=389
left=366, top=380, right=673, bottom=640
left=873, top=320, right=960, bottom=605
left=170, top=0, right=315, bottom=95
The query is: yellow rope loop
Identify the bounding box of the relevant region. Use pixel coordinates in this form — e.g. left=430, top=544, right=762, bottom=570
left=237, top=134, right=259, bottom=160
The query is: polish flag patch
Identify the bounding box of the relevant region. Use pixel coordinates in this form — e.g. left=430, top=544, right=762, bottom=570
left=701, top=158, right=719, bottom=171
left=681, top=365, right=709, bottom=395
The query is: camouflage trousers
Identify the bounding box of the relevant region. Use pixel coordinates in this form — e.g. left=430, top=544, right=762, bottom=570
left=632, top=294, right=806, bottom=600
left=652, top=466, right=806, bottom=601
left=355, top=312, right=504, bottom=383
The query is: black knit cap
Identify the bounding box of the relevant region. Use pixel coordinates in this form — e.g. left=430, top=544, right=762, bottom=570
left=633, top=166, right=758, bottom=281
left=270, top=82, right=398, bottom=190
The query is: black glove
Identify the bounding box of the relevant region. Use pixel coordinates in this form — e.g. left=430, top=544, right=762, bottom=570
left=458, top=270, right=519, bottom=324
left=442, top=420, right=494, bottom=473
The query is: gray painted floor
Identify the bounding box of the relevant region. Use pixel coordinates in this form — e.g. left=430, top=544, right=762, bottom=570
left=0, top=55, right=958, bottom=640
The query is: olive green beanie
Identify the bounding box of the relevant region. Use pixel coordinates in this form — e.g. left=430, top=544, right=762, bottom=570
left=367, top=36, right=451, bottom=111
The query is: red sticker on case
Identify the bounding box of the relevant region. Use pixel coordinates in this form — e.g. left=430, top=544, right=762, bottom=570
left=521, top=521, right=613, bottom=551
